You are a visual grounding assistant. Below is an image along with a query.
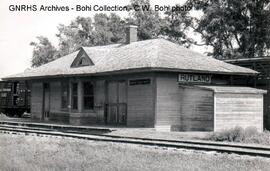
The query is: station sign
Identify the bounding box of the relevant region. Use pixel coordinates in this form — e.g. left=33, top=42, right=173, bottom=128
left=129, top=79, right=151, bottom=86
left=178, top=74, right=212, bottom=84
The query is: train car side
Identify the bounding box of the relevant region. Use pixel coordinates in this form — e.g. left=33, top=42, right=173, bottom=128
left=0, top=81, right=30, bottom=117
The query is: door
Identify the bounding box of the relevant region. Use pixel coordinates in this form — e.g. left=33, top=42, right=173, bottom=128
left=43, top=83, right=50, bottom=120
left=106, top=81, right=127, bottom=125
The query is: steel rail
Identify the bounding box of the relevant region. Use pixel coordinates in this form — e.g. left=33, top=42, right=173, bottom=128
left=0, top=124, right=270, bottom=152
left=0, top=125, right=270, bottom=158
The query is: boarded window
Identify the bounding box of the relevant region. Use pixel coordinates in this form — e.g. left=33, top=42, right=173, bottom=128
left=61, top=82, right=69, bottom=109
left=83, top=82, right=94, bottom=110
left=72, top=83, right=78, bottom=110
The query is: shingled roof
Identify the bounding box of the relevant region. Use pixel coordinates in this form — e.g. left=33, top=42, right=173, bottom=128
left=3, top=38, right=257, bottom=80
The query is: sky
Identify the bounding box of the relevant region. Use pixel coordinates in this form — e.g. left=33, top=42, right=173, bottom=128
left=0, top=0, right=208, bottom=78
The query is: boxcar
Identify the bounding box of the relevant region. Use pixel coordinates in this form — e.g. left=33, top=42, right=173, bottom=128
left=0, top=80, right=30, bottom=117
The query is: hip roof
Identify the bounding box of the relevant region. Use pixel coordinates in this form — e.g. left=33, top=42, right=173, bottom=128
left=3, top=38, right=257, bottom=80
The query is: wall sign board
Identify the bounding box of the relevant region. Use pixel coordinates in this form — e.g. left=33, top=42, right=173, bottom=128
left=129, top=79, right=151, bottom=86
left=178, top=74, right=212, bottom=84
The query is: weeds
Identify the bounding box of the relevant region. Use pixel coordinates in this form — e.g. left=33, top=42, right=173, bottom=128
left=207, top=126, right=270, bottom=145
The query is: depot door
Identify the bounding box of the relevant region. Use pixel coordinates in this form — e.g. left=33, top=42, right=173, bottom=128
left=106, top=81, right=127, bottom=125
left=42, top=83, right=50, bottom=120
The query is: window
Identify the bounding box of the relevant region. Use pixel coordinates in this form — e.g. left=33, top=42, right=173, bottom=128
left=83, top=82, right=94, bottom=110
left=61, top=82, right=69, bottom=109
left=72, top=83, right=78, bottom=110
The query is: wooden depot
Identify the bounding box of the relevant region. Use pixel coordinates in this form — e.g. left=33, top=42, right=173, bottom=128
left=2, top=25, right=267, bottom=132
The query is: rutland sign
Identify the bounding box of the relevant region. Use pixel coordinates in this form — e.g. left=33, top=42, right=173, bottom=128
left=178, top=74, right=212, bottom=84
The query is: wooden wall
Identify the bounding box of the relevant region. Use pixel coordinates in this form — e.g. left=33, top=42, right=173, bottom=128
left=94, top=73, right=155, bottom=127
left=28, top=72, right=264, bottom=132
left=28, top=73, right=155, bottom=127
left=30, top=82, right=43, bottom=120
left=155, top=73, right=214, bottom=131
left=155, top=73, right=181, bottom=128
left=49, top=81, right=61, bottom=113
left=127, top=77, right=155, bottom=127
left=48, top=81, right=70, bottom=124
left=215, top=93, right=264, bottom=132
left=94, top=80, right=106, bottom=124
left=179, top=87, right=214, bottom=131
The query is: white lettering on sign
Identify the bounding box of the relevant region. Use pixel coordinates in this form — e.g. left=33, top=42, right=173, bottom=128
left=178, top=74, right=212, bottom=84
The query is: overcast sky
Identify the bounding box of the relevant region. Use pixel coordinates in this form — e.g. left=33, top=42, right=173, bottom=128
left=0, top=0, right=208, bottom=78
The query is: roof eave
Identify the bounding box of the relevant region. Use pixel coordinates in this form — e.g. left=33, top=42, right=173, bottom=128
left=2, top=67, right=257, bottom=81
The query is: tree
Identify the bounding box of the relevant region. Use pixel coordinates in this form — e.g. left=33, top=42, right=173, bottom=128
left=30, top=36, right=57, bottom=67
left=56, top=14, right=126, bottom=56
left=108, top=13, right=126, bottom=43
left=127, top=0, right=162, bottom=40
left=127, top=0, right=194, bottom=47
left=189, top=0, right=270, bottom=59
left=92, top=13, right=126, bottom=45
left=29, top=0, right=198, bottom=67
left=162, top=4, right=194, bottom=47
left=56, top=16, right=95, bottom=57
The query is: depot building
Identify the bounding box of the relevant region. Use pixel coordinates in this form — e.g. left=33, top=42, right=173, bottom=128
left=3, top=25, right=266, bottom=132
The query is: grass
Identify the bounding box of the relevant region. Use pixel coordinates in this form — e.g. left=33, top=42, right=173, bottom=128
left=0, top=133, right=270, bottom=171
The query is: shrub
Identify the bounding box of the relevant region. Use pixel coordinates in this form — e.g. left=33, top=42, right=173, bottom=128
left=0, top=113, right=9, bottom=119
left=244, top=130, right=270, bottom=145
left=208, top=127, right=270, bottom=145
left=208, top=126, right=244, bottom=142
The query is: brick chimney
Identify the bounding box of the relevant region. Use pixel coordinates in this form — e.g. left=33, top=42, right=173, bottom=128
left=125, top=25, right=138, bottom=44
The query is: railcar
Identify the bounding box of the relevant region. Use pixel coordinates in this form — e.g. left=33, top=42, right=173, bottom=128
left=0, top=80, right=30, bottom=117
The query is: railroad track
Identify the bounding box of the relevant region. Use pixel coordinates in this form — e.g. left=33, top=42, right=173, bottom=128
left=0, top=124, right=270, bottom=158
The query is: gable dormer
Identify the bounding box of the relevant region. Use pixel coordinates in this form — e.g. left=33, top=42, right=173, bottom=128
left=71, top=48, right=94, bottom=68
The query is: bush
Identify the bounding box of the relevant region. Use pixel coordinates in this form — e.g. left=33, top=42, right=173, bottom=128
left=0, top=113, right=9, bottom=119
left=207, top=127, right=270, bottom=145
left=208, top=126, right=244, bottom=142
left=244, top=130, right=270, bottom=145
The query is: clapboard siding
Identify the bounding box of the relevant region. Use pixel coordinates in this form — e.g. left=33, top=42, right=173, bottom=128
left=155, top=73, right=181, bottom=127
left=155, top=73, right=214, bottom=131
left=48, top=81, right=70, bottom=123
left=94, top=80, right=106, bottom=123
left=127, top=82, right=154, bottom=127
left=30, top=82, right=43, bottom=120
left=49, top=81, right=61, bottom=113
left=215, top=93, right=263, bottom=132
left=179, top=87, right=214, bottom=131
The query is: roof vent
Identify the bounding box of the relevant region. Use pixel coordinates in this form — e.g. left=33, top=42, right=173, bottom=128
left=125, top=25, right=138, bottom=44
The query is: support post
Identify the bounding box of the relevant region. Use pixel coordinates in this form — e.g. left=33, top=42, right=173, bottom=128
left=78, top=80, right=83, bottom=113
